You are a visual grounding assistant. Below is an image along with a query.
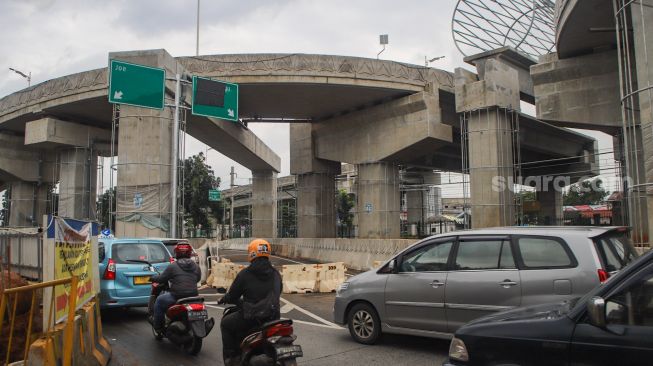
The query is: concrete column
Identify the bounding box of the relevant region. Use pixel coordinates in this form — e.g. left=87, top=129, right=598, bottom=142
left=467, top=108, right=516, bottom=228
left=290, top=123, right=341, bottom=238
left=356, top=162, right=400, bottom=239
left=297, top=173, right=336, bottom=238
left=630, top=2, right=653, bottom=245
left=8, top=181, right=48, bottom=227
left=406, top=190, right=423, bottom=224
left=115, top=105, right=172, bottom=238
left=58, top=148, right=97, bottom=220
left=538, top=184, right=563, bottom=226
left=251, top=170, right=277, bottom=238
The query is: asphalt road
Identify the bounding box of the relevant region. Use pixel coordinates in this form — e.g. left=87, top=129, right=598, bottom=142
left=102, top=250, right=450, bottom=365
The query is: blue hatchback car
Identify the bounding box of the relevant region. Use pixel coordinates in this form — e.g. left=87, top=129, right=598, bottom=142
left=98, top=238, right=173, bottom=308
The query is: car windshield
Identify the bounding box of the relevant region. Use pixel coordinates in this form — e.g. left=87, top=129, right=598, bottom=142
left=113, top=242, right=169, bottom=264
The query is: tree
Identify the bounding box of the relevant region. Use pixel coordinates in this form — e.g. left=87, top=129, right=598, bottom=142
left=563, top=178, right=609, bottom=206
left=97, top=187, right=116, bottom=230
left=336, top=189, right=355, bottom=230
left=0, top=187, right=10, bottom=226
left=182, top=153, right=222, bottom=232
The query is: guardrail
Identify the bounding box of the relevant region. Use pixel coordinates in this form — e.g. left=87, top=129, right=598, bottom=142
left=0, top=276, right=78, bottom=365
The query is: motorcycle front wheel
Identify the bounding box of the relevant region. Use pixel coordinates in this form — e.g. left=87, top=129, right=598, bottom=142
left=184, top=336, right=203, bottom=355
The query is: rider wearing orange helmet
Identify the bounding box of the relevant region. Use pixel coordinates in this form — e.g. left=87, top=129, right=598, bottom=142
left=219, top=239, right=282, bottom=365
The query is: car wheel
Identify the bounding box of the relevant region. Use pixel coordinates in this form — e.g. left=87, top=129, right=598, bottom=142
left=347, top=303, right=381, bottom=345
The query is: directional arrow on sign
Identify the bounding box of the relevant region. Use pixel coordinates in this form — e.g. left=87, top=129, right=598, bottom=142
left=227, top=109, right=235, bottom=118
left=113, top=90, right=123, bottom=100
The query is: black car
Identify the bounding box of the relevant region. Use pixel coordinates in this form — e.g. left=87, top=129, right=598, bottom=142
left=444, top=247, right=653, bottom=366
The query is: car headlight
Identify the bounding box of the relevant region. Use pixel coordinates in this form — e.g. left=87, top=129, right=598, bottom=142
left=449, top=337, right=469, bottom=362
left=336, top=282, right=349, bottom=296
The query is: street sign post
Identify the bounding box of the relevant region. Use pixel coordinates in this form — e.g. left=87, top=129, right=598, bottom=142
left=108, top=59, right=165, bottom=109
left=209, top=189, right=221, bottom=202
left=192, top=76, right=239, bottom=121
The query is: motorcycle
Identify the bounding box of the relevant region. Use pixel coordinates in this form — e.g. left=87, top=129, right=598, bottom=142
left=217, top=288, right=303, bottom=366
left=129, top=260, right=215, bottom=355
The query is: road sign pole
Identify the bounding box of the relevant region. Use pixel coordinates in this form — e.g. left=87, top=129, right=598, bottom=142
left=171, top=73, right=181, bottom=238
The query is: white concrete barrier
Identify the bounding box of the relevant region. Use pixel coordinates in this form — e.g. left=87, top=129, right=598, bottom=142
left=198, top=238, right=418, bottom=271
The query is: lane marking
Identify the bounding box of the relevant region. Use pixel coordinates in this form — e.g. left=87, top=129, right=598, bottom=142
left=270, top=254, right=306, bottom=265
left=280, top=297, right=342, bottom=330
left=206, top=298, right=342, bottom=330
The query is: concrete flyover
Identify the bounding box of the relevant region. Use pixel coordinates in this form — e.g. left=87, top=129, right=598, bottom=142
left=531, top=0, right=651, bottom=246
left=0, top=48, right=596, bottom=238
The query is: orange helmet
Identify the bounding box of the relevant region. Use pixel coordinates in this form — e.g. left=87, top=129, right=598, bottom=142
left=247, top=239, right=271, bottom=262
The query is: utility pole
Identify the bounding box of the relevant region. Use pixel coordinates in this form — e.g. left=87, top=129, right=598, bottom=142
left=171, top=74, right=181, bottom=238
left=196, top=0, right=200, bottom=56
left=229, top=166, right=235, bottom=236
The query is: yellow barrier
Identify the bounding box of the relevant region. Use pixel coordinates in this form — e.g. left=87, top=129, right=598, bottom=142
left=209, top=262, right=245, bottom=289
left=316, top=263, right=347, bottom=293
left=281, top=264, right=320, bottom=294
left=0, top=276, right=78, bottom=366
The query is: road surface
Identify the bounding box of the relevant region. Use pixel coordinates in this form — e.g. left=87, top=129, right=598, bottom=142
left=102, top=250, right=449, bottom=365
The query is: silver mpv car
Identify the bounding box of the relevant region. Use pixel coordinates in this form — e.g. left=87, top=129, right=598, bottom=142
left=333, top=227, right=638, bottom=344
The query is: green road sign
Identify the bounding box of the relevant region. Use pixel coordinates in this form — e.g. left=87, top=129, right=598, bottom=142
left=192, top=76, right=239, bottom=121
left=209, top=189, right=221, bottom=202
left=108, top=59, right=165, bottom=109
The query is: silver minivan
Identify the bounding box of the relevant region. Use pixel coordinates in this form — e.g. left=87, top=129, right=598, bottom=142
left=333, top=227, right=638, bottom=344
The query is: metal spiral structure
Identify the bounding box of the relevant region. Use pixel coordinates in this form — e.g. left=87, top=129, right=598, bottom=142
left=452, top=0, right=556, bottom=59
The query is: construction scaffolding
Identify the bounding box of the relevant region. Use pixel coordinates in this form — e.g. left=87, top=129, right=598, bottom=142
left=614, top=0, right=653, bottom=247
left=460, top=107, right=523, bottom=229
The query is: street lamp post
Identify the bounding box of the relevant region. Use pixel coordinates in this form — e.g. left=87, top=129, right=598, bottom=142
left=9, top=68, right=31, bottom=86
left=425, top=55, right=446, bottom=67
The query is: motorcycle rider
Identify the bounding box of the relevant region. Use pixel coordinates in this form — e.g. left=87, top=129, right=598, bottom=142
left=151, top=243, right=201, bottom=334
left=219, top=239, right=282, bottom=365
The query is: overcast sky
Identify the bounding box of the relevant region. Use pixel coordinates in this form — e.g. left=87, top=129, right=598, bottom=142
left=0, top=0, right=616, bottom=195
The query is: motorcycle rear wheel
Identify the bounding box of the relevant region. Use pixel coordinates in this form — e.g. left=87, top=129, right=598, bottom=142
left=277, top=359, right=297, bottom=366
left=184, top=336, right=203, bottom=355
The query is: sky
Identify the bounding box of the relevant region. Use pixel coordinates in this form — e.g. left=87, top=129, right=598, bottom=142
left=0, top=0, right=617, bottom=196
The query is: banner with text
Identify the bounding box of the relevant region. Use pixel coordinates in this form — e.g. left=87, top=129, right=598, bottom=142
left=54, top=217, right=94, bottom=323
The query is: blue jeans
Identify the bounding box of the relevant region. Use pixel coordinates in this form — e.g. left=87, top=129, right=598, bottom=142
left=153, top=292, right=177, bottom=330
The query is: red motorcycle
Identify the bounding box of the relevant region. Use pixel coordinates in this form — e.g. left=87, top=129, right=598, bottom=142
left=131, top=260, right=215, bottom=355
left=217, top=288, right=303, bottom=365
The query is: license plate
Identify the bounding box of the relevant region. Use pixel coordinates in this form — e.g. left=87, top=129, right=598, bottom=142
left=188, top=310, right=208, bottom=320
left=133, top=276, right=151, bottom=285
left=275, top=345, right=303, bottom=359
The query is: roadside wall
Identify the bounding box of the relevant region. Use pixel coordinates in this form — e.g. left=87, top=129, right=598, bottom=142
left=196, top=238, right=419, bottom=276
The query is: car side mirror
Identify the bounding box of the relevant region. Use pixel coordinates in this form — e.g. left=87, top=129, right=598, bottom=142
left=587, top=296, right=606, bottom=328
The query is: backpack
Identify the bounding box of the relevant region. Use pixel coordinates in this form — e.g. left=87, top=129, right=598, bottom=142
left=242, top=271, right=281, bottom=321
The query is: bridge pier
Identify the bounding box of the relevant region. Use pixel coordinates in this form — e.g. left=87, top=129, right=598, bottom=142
left=356, top=162, right=400, bottom=239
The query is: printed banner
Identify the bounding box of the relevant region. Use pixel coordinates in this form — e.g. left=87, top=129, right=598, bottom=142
left=54, top=217, right=94, bottom=323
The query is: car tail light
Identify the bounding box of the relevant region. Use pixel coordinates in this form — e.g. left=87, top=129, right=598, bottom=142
left=185, top=303, right=205, bottom=312
left=169, top=256, right=175, bottom=263
left=598, top=269, right=610, bottom=283
left=265, top=323, right=293, bottom=338
left=103, top=258, right=116, bottom=280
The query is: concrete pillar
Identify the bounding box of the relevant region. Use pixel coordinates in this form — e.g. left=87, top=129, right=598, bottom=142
left=8, top=181, right=48, bottom=227
left=467, top=108, right=516, bottom=228
left=290, top=123, right=341, bottom=238
left=630, top=2, right=653, bottom=245
left=297, top=173, right=336, bottom=238
left=538, top=184, right=563, bottom=226
left=251, top=170, right=277, bottom=238
left=115, top=105, right=172, bottom=238
left=356, top=162, right=400, bottom=239
left=406, top=190, right=423, bottom=224
left=58, top=148, right=97, bottom=220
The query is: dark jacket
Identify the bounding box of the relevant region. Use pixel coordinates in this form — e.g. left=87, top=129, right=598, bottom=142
left=223, top=257, right=282, bottom=317
left=152, top=258, right=201, bottom=299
